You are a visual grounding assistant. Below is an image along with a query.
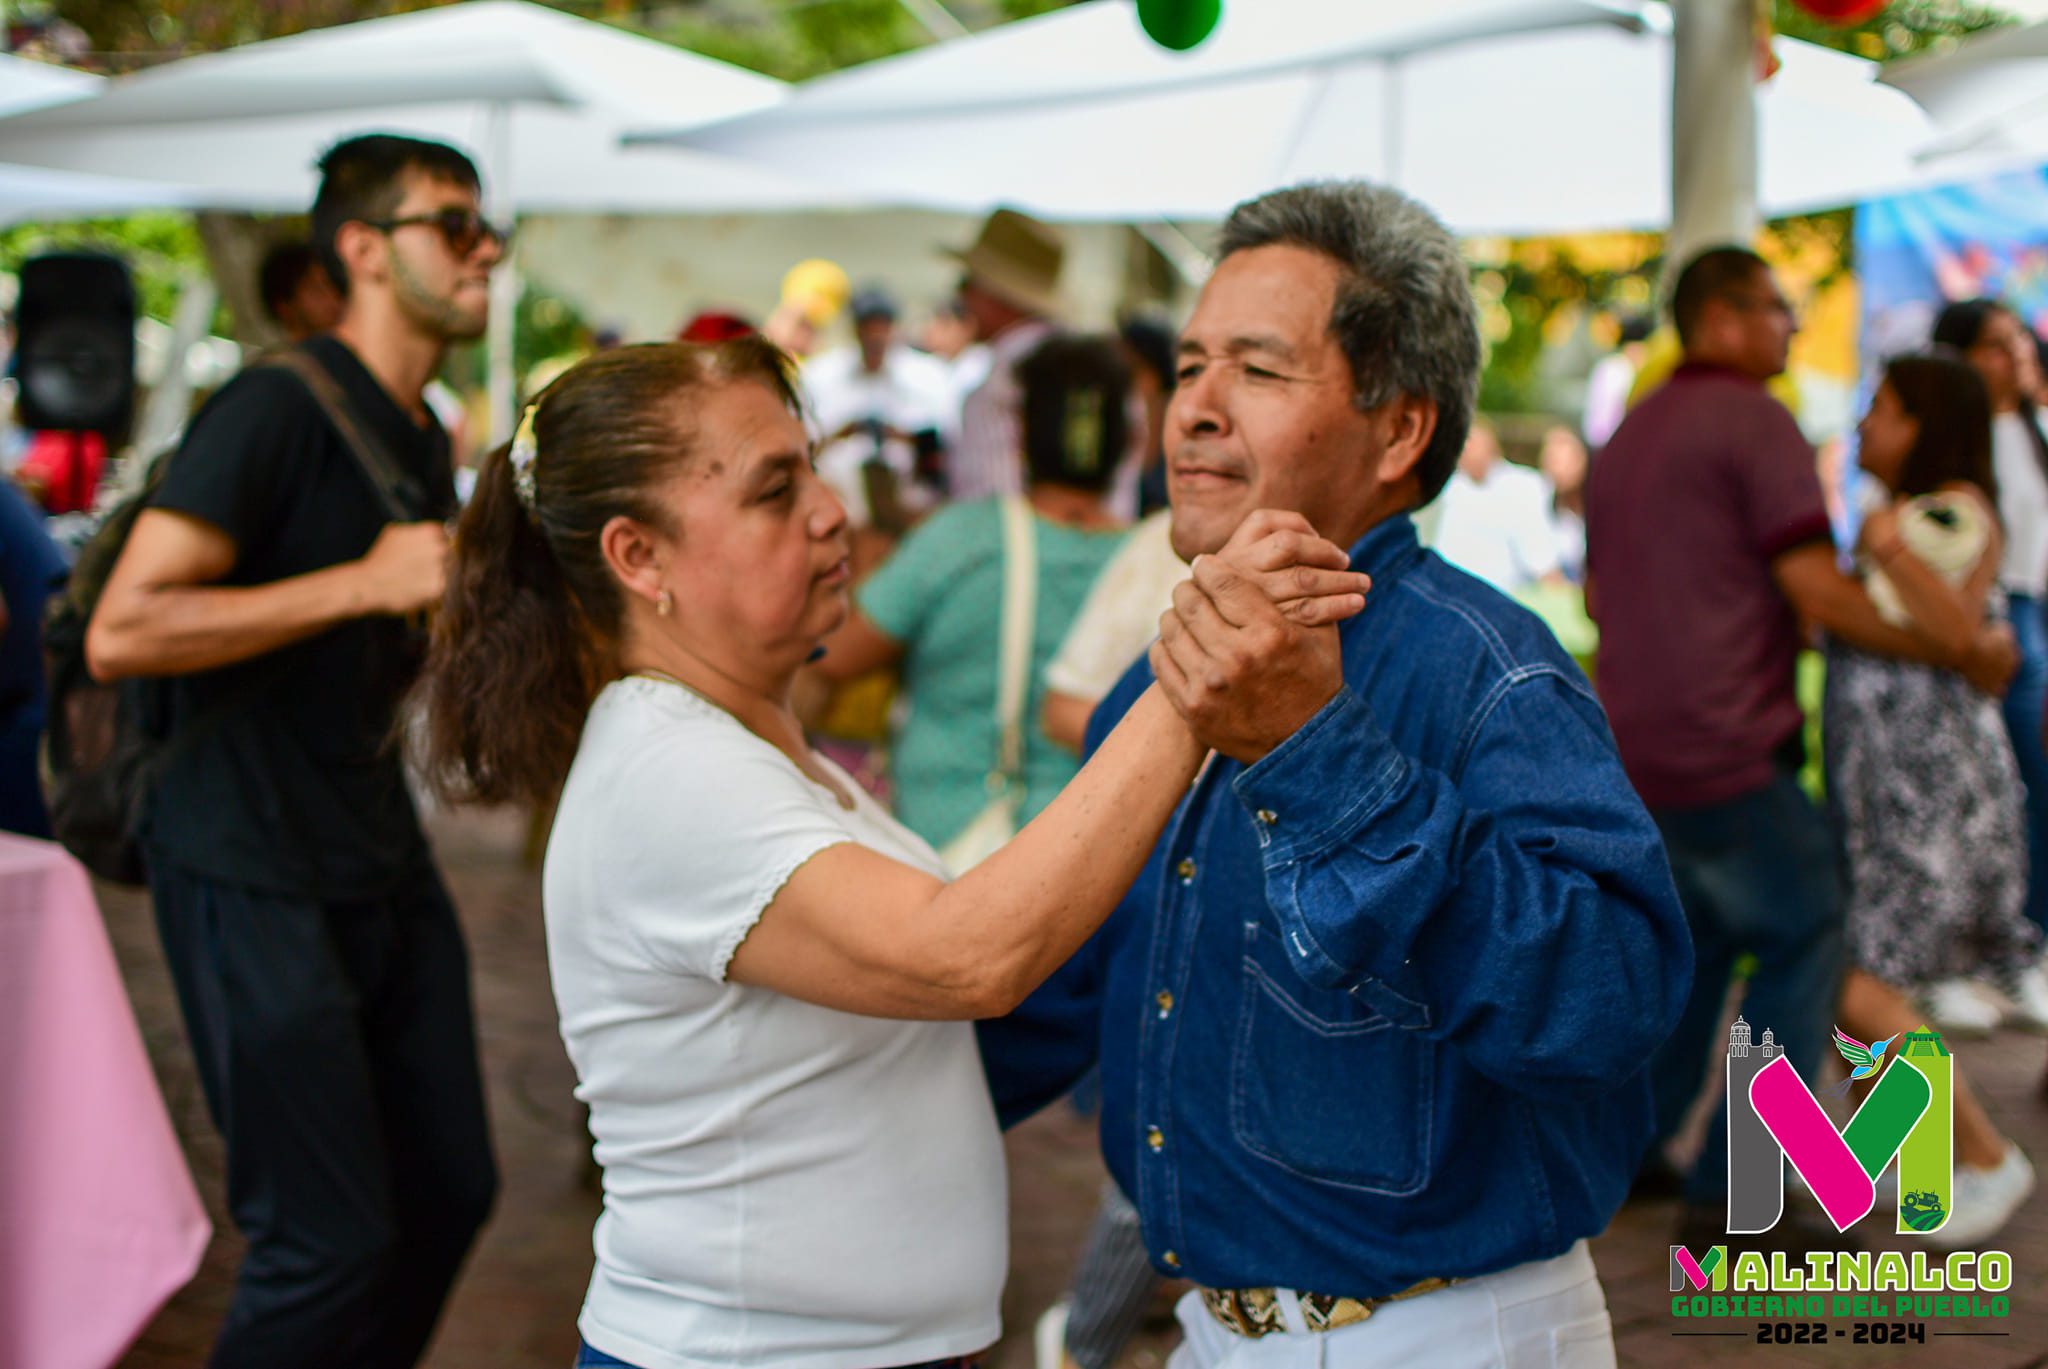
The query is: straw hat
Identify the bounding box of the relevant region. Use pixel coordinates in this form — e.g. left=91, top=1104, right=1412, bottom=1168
left=945, top=208, right=1064, bottom=318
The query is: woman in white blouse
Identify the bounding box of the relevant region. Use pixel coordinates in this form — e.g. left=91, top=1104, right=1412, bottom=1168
left=415, top=339, right=1369, bottom=1369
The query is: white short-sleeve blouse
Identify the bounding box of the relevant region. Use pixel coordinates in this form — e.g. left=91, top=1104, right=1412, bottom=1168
left=544, top=677, right=1007, bottom=1369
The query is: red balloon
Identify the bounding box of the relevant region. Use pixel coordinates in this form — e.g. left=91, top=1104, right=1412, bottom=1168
left=1789, top=0, right=1887, bottom=23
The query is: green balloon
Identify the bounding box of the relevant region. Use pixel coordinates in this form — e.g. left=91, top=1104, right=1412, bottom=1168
left=1137, top=0, right=1223, bottom=52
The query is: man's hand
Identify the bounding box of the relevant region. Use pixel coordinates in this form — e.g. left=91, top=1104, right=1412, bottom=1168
left=1151, top=551, right=1351, bottom=765
left=356, top=521, right=449, bottom=616
left=1213, top=509, right=1371, bottom=627
left=1960, top=621, right=2019, bottom=697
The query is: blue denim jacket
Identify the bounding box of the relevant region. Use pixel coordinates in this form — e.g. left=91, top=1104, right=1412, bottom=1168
left=978, top=514, right=1692, bottom=1296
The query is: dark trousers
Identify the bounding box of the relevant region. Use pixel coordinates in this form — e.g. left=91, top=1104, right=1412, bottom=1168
left=149, top=857, right=498, bottom=1369
left=1646, top=773, right=1845, bottom=1204
left=0, top=704, right=50, bottom=837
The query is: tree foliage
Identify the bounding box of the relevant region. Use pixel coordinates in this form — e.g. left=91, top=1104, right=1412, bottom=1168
left=48, top=0, right=456, bottom=68
left=1770, top=0, right=2010, bottom=63
left=0, top=211, right=207, bottom=322
left=49, top=0, right=1085, bottom=77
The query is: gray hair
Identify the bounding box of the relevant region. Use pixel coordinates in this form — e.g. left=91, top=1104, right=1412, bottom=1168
left=1217, top=182, right=1480, bottom=504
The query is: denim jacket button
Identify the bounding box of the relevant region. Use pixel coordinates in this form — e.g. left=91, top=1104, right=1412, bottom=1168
left=1146, top=1126, right=1165, bottom=1151
left=1163, top=1250, right=1182, bottom=1269
left=1255, top=808, right=1278, bottom=826
left=1155, top=989, right=1175, bottom=1018
left=1177, top=858, right=1197, bottom=883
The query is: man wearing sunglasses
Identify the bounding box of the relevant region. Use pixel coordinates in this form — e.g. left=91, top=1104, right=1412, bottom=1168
left=86, top=134, right=503, bottom=1368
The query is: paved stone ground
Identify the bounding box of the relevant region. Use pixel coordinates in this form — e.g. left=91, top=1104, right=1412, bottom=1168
left=108, top=807, right=2048, bottom=1368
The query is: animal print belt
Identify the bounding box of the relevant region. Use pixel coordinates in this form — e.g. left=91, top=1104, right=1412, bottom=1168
left=1200, top=1277, right=1460, bottom=1338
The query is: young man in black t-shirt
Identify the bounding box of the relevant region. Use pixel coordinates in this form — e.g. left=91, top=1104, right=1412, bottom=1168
left=87, top=134, right=503, bottom=1368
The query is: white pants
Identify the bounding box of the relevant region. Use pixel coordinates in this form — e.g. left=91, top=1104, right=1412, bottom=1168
left=1165, top=1241, right=1615, bottom=1369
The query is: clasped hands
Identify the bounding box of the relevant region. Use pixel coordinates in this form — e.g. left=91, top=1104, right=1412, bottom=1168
left=1150, top=510, right=1371, bottom=765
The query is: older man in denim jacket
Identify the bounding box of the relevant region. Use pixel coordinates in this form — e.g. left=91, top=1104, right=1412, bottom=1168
left=980, top=182, right=1693, bottom=1369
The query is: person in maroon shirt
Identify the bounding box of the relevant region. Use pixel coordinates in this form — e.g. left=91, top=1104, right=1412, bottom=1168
left=1584, top=246, right=2016, bottom=1248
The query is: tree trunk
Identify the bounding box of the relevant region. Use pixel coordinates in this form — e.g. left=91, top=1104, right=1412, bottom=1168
left=194, top=210, right=289, bottom=350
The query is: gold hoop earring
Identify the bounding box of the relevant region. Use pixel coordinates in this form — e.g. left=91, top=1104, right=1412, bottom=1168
left=656, top=590, right=673, bottom=617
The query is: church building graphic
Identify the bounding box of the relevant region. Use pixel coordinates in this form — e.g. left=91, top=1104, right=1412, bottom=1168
left=1725, top=1015, right=1785, bottom=1234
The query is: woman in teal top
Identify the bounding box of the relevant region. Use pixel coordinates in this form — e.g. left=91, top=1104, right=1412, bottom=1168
left=817, top=335, right=1132, bottom=852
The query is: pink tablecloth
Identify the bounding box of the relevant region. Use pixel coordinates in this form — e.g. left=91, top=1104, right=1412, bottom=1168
left=0, top=834, right=209, bottom=1369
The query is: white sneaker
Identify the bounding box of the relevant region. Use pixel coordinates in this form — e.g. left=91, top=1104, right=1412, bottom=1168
left=2002, top=962, right=2048, bottom=1034
left=1920, top=1144, right=2035, bottom=1248
left=1921, top=978, right=2003, bottom=1038
left=1033, top=1301, right=1071, bottom=1369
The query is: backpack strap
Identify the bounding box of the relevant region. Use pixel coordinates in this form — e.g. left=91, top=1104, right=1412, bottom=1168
left=255, top=346, right=424, bottom=523
left=115, top=350, right=427, bottom=825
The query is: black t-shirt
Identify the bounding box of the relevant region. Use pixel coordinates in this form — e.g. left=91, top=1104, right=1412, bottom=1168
left=141, top=337, right=456, bottom=899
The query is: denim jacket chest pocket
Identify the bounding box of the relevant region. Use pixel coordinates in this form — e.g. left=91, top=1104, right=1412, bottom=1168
left=1229, top=914, right=1436, bottom=1196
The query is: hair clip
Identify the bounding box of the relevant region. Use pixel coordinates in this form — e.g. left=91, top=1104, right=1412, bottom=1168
left=509, top=402, right=540, bottom=510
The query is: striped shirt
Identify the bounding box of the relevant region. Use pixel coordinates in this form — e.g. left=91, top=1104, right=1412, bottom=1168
left=950, top=318, right=1056, bottom=503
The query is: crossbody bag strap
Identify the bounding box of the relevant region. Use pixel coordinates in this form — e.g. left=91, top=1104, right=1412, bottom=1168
left=993, top=493, right=1039, bottom=790
left=146, top=350, right=421, bottom=772
left=256, top=347, right=420, bottom=522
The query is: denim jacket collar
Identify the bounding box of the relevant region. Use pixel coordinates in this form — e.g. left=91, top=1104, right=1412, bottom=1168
left=1347, top=512, right=1427, bottom=588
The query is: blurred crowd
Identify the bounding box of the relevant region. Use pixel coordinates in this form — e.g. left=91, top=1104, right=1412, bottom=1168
left=10, top=137, right=2048, bottom=1369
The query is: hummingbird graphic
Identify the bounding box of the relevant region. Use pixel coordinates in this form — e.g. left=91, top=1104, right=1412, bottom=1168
left=1830, top=1027, right=1899, bottom=1094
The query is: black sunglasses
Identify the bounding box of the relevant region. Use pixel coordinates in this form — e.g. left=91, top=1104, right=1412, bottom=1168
left=364, top=206, right=511, bottom=258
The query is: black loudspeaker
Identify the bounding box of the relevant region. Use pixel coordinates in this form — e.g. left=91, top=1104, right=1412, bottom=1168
left=16, top=251, right=136, bottom=437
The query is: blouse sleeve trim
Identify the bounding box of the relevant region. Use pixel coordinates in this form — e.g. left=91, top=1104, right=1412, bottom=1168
left=712, top=837, right=857, bottom=983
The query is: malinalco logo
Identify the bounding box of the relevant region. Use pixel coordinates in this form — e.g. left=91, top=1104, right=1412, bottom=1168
left=1671, top=1016, right=1956, bottom=1292
left=1665, top=1022, right=2022, bottom=1335
left=1671, top=1024, right=1957, bottom=1295
left=1671, top=1243, right=1728, bottom=1293
left=1718, top=1016, right=1953, bottom=1236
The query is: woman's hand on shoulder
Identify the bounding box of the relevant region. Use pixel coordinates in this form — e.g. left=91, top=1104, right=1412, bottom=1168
left=1856, top=502, right=1902, bottom=560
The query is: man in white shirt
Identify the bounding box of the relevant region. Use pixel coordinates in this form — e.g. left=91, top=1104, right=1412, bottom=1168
left=1431, top=420, right=1564, bottom=593
left=802, top=286, right=952, bottom=531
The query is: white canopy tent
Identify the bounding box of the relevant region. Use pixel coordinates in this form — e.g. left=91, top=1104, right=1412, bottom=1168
left=0, top=54, right=196, bottom=223
left=0, top=2, right=849, bottom=437
left=0, top=50, right=93, bottom=115
left=648, top=0, right=1933, bottom=235
left=0, top=4, right=833, bottom=214
left=1881, top=18, right=2048, bottom=183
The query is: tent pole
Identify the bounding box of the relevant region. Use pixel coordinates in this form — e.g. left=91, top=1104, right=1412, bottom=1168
left=1668, top=0, right=1758, bottom=279
left=1383, top=56, right=1404, bottom=189
left=121, top=272, right=216, bottom=489
left=897, top=0, right=969, bottom=41
left=486, top=99, right=520, bottom=447
left=1136, top=221, right=1212, bottom=289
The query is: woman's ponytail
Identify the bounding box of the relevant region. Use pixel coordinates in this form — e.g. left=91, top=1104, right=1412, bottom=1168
left=416, top=437, right=599, bottom=808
